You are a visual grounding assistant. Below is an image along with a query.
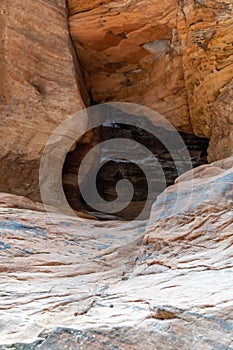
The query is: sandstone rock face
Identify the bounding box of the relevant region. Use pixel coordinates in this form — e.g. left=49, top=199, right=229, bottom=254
left=1, top=0, right=232, bottom=209
left=68, top=0, right=192, bottom=133
left=0, top=157, right=233, bottom=348
left=68, top=0, right=233, bottom=160
left=208, top=83, right=233, bottom=162
left=0, top=0, right=88, bottom=201
left=177, top=0, right=233, bottom=138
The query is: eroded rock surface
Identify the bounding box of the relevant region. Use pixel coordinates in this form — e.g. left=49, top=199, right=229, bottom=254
left=0, top=157, right=233, bottom=349
left=68, top=0, right=233, bottom=160
left=208, top=83, right=233, bottom=162
left=177, top=0, right=233, bottom=139
left=0, top=0, right=88, bottom=201
left=1, top=2, right=233, bottom=347
left=1, top=0, right=232, bottom=209
left=68, top=0, right=192, bottom=132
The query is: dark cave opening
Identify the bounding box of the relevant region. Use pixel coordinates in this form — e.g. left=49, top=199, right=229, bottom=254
left=62, top=116, right=209, bottom=221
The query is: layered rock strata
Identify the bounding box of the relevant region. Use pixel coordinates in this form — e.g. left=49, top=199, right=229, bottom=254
left=0, top=156, right=232, bottom=348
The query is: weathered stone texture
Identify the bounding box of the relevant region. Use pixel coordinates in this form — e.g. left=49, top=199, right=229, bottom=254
left=0, top=0, right=88, bottom=200
left=0, top=157, right=233, bottom=348
left=208, top=83, right=233, bottom=162
left=68, top=0, right=192, bottom=132
left=177, top=0, right=233, bottom=139
left=68, top=0, right=233, bottom=160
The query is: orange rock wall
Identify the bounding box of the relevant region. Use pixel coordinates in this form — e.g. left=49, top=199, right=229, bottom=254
left=68, top=0, right=192, bottom=132
left=0, top=0, right=88, bottom=200
left=68, top=0, right=233, bottom=160
left=177, top=0, right=233, bottom=138
left=0, top=0, right=232, bottom=203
